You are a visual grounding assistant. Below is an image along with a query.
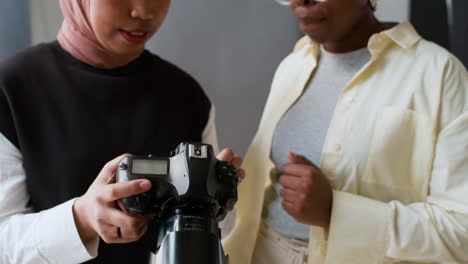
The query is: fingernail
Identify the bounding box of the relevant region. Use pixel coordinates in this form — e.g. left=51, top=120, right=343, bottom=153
left=140, top=180, right=151, bottom=190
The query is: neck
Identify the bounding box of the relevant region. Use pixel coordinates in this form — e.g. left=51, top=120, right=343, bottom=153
left=323, top=13, right=389, bottom=53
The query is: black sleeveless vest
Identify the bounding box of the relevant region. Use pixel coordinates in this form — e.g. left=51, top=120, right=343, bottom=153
left=0, top=42, right=211, bottom=263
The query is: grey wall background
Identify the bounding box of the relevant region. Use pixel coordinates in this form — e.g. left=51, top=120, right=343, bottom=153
left=374, top=0, right=410, bottom=23
left=0, top=0, right=30, bottom=60
left=30, top=0, right=62, bottom=45
left=147, top=0, right=300, bottom=155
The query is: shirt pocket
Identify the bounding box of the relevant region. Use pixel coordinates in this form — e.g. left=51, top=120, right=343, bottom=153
left=360, top=106, right=435, bottom=203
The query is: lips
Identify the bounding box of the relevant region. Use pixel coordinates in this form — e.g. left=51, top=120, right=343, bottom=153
left=119, top=29, right=150, bottom=44
left=301, top=17, right=326, bottom=24
left=298, top=17, right=327, bottom=33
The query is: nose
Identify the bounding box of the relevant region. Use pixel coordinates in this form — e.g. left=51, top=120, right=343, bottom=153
left=294, top=0, right=324, bottom=6
left=130, top=0, right=155, bottom=20
left=293, top=0, right=310, bottom=7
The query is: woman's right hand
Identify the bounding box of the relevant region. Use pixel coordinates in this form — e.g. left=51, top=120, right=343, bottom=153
left=72, top=154, right=152, bottom=249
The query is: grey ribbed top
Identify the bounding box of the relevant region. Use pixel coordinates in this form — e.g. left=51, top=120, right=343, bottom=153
left=263, top=45, right=371, bottom=240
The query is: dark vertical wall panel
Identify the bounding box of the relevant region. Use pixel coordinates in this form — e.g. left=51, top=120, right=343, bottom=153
left=449, top=0, right=468, bottom=67
left=0, top=0, right=31, bottom=60
left=410, top=0, right=450, bottom=50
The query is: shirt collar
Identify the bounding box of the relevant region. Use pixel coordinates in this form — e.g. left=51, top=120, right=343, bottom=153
left=381, top=21, right=421, bottom=49
left=296, top=22, right=421, bottom=57
left=368, top=21, right=421, bottom=54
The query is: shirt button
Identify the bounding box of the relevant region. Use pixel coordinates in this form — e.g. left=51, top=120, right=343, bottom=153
left=334, top=144, right=342, bottom=152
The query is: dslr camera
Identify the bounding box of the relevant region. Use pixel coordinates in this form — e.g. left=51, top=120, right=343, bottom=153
left=116, top=142, right=239, bottom=264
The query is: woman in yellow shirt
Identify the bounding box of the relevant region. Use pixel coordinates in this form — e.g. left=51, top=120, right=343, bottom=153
left=222, top=0, right=468, bottom=263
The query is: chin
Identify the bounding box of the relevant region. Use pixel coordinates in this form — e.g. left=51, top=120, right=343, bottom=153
left=305, top=33, right=328, bottom=44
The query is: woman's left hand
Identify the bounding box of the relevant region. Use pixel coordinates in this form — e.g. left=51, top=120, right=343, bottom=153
left=216, top=148, right=246, bottom=181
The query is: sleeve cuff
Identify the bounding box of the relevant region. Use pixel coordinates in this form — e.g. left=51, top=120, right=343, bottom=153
left=325, top=191, right=390, bottom=264
left=34, top=198, right=98, bottom=263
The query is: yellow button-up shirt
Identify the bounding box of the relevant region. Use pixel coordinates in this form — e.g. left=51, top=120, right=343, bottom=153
left=222, top=22, right=468, bottom=264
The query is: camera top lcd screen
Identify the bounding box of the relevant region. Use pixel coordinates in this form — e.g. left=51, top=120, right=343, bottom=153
left=131, top=159, right=168, bottom=175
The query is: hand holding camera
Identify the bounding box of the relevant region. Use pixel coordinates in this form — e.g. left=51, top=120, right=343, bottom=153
left=116, top=142, right=241, bottom=263
left=217, top=148, right=246, bottom=181
left=72, top=154, right=153, bottom=253
left=72, top=143, right=244, bottom=263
